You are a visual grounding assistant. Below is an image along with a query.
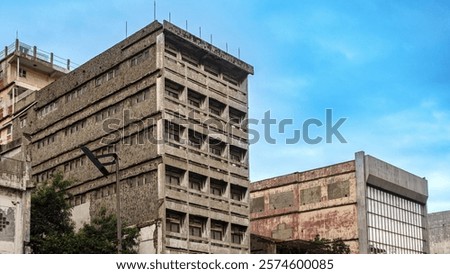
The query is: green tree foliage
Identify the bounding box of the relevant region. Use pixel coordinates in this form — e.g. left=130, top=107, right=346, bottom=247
left=76, top=209, right=138, bottom=254
left=310, top=235, right=351, bottom=254
left=30, top=174, right=76, bottom=253
left=30, top=174, right=138, bottom=253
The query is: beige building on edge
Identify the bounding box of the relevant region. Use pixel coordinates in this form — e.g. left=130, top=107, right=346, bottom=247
left=28, top=20, right=253, bottom=253
left=250, top=151, right=429, bottom=254
left=0, top=40, right=71, bottom=253
left=0, top=40, right=71, bottom=148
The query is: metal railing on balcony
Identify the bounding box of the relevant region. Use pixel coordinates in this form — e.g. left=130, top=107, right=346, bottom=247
left=0, top=39, right=77, bottom=71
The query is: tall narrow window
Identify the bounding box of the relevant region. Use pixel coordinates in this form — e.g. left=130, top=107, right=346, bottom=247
left=231, top=224, right=246, bottom=244
left=189, top=172, right=205, bottom=192
left=165, top=166, right=184, bottom=186
left=165, top=121, right=182, bottom=142
left=165, top=80, right=183, bottom=99
left=188, top=89, right=205, bottom=108
left=230, top=146, right=246, bottom=163
left=209, top=98, right=225, bottom=116
left=189, top=216, right=206, bottom=238
left=19, top=68, right=27, bottom=78
left=230, top=184, right=246, bottom=201
left=229, top=107, right=246, bottom=125
left=211, top=220, right=226, bottom=241
left=209, top=138, right=225, bottom=157
left=19, top=115, right=27, bottom=128
left=166, top=210, right=184, bottom=233
left=188, top=129, right=205, bottom=149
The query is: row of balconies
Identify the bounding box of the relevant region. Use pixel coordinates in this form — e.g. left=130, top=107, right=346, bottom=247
left=164, top=53, right=247, bottom=104
left=164, top=77, right=247, bottom=127
left=164, top=206, right=248, bottom=253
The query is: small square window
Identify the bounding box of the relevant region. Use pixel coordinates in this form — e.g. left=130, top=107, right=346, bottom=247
left=189, top=172, right=205, bottom=192
left=165, top=166, right=184, bottom=186
left=188, top=90, right=205, bottom=108
left=230, top=184, right=246, bottom=201
left=189, top=216, right=206, bottom=238
left=210, top=179, right=226, bottom=197
left=19, top=68, right=27, bottom=78
left=166, top=210, right=184, bottom=233
left=209, top=98, right=225, bottom=116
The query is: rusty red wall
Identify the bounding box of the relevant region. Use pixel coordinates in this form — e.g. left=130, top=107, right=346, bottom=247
left=250, top=161, right=360, bottom=253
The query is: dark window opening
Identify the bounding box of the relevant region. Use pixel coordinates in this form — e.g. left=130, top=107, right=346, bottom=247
left=231, top=224, right=246, bottom=244
left=229, top=107, right=246, bottom=125
left=210, top=178, right=227, bottom=197
left=209, top=98, right=225, bottom=116
left=165, top=121, right=182, bottom=142
left=166, top=210, right=184, bottom=233
left=230, top=146, right=246, bottom=163
left=165, top=166, right=184, bottom=186
left=189, top=172, right=206, bottom=192
left=189, top=216, right=206, bottom=238
left=19, top=68, right=27, bottom=78
left=181, top=53, right=199, bottom=67
left=188, top=89, right=205, bottom=108
left=209, top=138, right=225, bottom=157
left=165, top=79, right=183, bottom=99
left=188, top=129, right=205, bottom=149
left=211, top=220, right=226, bottom=241
left=230, top=184, right=246, bottom=201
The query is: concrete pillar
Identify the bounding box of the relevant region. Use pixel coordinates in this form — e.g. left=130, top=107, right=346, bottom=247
left=423, top=204, right=430, bottom=253
left=355, top=151, right=369, bottom=253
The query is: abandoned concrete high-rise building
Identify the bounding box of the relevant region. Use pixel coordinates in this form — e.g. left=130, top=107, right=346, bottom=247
left=28, top=21, right=253, bottom=253
left=250, top=152, right=430, bottom=254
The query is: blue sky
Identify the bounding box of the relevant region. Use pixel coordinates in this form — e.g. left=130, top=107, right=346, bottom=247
left=1, top=0, right=449, bottom=213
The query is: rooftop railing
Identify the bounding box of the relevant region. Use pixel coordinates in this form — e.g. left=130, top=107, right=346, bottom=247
left=0, top=39, right=77, bottom=71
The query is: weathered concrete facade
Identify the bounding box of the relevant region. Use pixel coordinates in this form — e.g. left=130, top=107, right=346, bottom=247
left=0, top=157, right=30, bottom=253
left=251, top=160, right=359, bottom=253
left=29, top=21, right=253, bottom=253
left=428, top=210, right=450, bottom=253
left=250, top=151, right=429, bottom=254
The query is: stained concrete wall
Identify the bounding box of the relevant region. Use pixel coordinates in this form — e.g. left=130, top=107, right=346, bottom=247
left=250, top=161, right=359, bottom=253
left=364, top=155, right=428, bottom=203
left=27, top=22, right=165, bottom=254
left=0, top=158, right=29, bottom=254
left=428, top=210, right=450, bottom=253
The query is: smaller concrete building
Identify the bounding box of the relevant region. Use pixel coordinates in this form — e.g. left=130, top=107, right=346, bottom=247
left=250, top=151, right=429, bottom=254
left=0, top=156, right=30, bottom=253
left=428, top=210, right=450, bottom=253
left=0, top=40, right=72, bottom=253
